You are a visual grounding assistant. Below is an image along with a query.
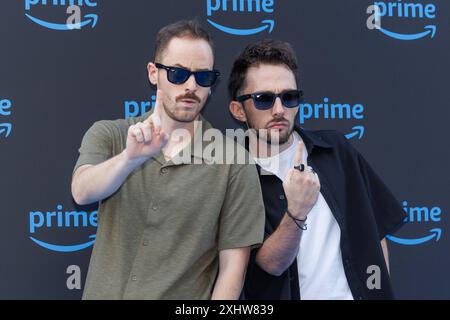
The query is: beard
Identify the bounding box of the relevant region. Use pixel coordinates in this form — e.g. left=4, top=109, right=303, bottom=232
left=164, top=106, right=199, bottom=123
left=163, top=92, right=203, bottom=123
left=246, top=114, right=294, bottom=146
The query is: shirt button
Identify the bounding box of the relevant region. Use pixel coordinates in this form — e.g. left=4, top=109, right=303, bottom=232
left=279, top=194, right=285, bottom=200
left=142, top=239, right=149, bottom=246
left=161, top=168, right=168, bottom=174
left=152, top=205, right=158, bottom=211
left=131, top=275, right=137, bottom=281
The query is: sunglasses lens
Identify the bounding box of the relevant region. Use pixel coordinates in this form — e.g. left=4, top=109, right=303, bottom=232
left=281, top=91, right=301, bottom=108
left=168, top=68, right=190, bottom=84
left=254, top=93, right=275, bottom=110
left=195, top=71, right=218, bottom=87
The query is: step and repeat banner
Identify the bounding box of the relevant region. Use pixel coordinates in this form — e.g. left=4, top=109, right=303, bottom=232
left=0, top=0, right=448, bottom=299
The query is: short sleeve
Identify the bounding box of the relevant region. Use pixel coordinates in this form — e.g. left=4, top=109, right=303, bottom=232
left=357, top=151, right=406, bottom=239
left=218, top=164, right=265, bottom=251
left=73, top=121, right=113, bottom=176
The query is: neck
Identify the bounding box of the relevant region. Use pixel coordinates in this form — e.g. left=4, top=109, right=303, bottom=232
left=249, top=131, right=294, bottom=159
left=164, top=116, right=198, bottom=139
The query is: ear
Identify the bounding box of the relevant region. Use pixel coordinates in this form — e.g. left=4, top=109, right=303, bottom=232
left=147, top=62, right=158, bottom=86
left=229, top=101, right=247, bottom=122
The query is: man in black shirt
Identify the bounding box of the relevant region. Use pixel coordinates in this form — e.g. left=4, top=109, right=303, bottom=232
left=228, top=39, right=406, bottom=300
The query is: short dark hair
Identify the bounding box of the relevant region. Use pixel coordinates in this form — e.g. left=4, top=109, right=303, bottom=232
left=154, top=19, right=215, bottom=62
left=228, top=39, right=299, bottom=100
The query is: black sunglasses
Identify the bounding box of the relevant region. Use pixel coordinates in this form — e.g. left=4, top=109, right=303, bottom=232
left=155, top=63, right=220, bottom=88
left=236, top=90, right=303, bottom=110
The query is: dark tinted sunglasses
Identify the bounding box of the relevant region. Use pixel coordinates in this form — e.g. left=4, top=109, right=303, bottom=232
left=155, top=63, right=220, bottom=87
left=236, top=90, right=303, bottom=110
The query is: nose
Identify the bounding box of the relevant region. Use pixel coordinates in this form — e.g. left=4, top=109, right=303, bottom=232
left=185, top=74, right=198, bottom=91
left=271, top=97, right=285, bottom=116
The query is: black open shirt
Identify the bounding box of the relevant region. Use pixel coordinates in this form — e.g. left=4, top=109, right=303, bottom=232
left=243, top=125, right=406, bottom=300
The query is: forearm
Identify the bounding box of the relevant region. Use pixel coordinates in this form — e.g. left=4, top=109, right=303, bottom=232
left=255, top=213, right=303, bottom=276
left=211, top=248, right=249, bottom=300
left=211, top=266, right=246, bottom=300
left=71, top=151, right=144, bottom=205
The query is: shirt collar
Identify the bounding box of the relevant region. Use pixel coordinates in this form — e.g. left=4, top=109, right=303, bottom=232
left=189, top=114, right=215, bottom=162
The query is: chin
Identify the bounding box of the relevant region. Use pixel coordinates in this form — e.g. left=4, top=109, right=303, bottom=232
left=268, top=129, right=294, bottom=145
left=265, top=129, right=288, bottom=143
left=171, top=109, right=200, bottom=123
left=268, top=136, right=290, bottom=145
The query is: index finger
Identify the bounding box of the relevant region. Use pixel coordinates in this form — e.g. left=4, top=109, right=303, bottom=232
left=293, top=141, right=305, bottom=167
left=148, top=89, right=163, bottom=130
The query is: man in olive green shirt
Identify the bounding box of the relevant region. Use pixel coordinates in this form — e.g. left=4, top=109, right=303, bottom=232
left=71, top=20, right=264, bottom=300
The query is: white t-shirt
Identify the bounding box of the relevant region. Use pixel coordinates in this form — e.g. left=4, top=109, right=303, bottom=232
left=254, top=132, right=353, bottom=300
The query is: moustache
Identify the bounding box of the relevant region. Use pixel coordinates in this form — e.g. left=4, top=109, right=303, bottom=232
left=176, top=92, right=201, bottom=103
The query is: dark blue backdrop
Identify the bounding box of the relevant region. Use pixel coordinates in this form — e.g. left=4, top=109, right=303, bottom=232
left=0, top=0, right=448, bottom=299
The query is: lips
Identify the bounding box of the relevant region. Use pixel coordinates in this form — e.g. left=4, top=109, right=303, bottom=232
left=180, top=99, right=197, bottom=104
left=267, top=121, right=289, bottom=129
left=179, top=99, right=198, bottom=108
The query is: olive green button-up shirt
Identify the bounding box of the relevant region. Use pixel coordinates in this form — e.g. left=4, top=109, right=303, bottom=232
left=73, top=110, right=265, bottom=299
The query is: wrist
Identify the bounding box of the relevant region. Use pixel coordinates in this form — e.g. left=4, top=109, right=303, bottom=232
left=287, top=206, right=308, bottom=221
left=286, top=208, right=308, bottom=231
left=119, top=150, right=147, bottom=171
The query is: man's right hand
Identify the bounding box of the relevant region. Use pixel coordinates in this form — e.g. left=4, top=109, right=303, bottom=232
left=282, top=141, right=321, bottom=221
left=124, top=89, right=169, bottom=163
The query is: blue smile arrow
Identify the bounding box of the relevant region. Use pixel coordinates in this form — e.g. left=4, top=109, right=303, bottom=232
left=30, top=234, right=96, bottom=252
left=345, top=126, right=365, bottom=140
left=0, top=123, right=12, bottom=138
left=25, top=13, right=98, bottom=30
left=207, top=19, right=274, bottom=36
left=387, top=228, right=441, bottom=245
left=378, top=25, right=436, bottom=41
